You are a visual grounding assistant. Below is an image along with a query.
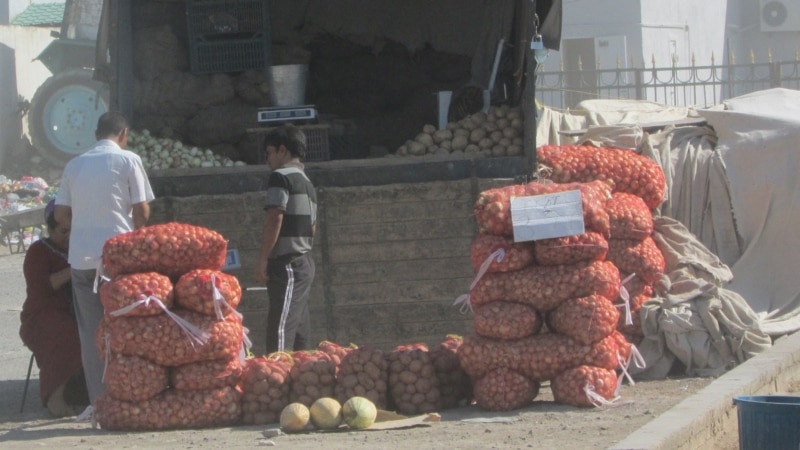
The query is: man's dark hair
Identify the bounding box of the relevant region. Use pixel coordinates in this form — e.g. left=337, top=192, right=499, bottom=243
left=263, top=124, right=307, bottom=159
left=96, top=111, right=128, bottom=137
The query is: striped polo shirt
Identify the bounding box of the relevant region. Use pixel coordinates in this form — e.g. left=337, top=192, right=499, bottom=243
left=264, top=163, right=317, bottom=259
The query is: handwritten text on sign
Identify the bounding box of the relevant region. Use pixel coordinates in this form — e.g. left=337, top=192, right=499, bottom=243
left=510, top=190, right=585, bottom=242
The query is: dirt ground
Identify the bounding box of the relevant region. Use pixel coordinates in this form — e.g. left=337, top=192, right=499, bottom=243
left=0, top=240, right=715, bottom=449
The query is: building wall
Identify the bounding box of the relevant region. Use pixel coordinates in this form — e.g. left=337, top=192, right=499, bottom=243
left=640, top=1, right=727, bottom=67
left=146, top=176, right=507, bottom=354
left=726, top=0, right=800, bottom=65
left=0, top=25, right=57, bottom=172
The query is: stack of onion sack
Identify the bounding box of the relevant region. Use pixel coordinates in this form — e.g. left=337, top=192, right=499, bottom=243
left=537, top=145, right=668, bottom=345
left=462, top=178, right=632, bottom=409
left=94, top=222, right=247, bottom=431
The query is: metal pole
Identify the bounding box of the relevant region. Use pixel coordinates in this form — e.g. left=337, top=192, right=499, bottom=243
left=523, top=0, right=538, bottom=180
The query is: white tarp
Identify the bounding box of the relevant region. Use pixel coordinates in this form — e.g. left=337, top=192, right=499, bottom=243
left=698, top=88, right=800, bottom=336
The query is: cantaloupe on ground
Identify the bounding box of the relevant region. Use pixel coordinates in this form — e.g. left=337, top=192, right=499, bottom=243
left=342, top=396, right=377, bottom=430
left=280, top=403, right=310, bottom=432
left=310, top=397, right=343, bottom=430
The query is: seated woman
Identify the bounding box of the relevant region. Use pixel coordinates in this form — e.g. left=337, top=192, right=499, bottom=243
left=19, top=200, right=88, bottom=417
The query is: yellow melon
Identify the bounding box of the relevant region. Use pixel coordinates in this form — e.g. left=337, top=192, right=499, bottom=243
left=309, top=397, right=343, bottom=430
left=280, top=402, right=310, bottom=432
left=342, top=396, right=377, bottom=430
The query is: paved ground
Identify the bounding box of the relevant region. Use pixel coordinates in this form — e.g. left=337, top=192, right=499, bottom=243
left=0, top=244, right=37, bottom=417
left=1, top=238, right=798, bottom=449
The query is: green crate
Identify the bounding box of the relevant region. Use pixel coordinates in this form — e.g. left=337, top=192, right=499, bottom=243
left=186, top=0, right=272, bottom=74
left=189, top=34, right=271, bottom=74
left=187, top=0, right=269, bottom=39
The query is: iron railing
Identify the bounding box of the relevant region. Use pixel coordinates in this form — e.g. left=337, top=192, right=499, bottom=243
left=535, top=54, right=800, bottom=110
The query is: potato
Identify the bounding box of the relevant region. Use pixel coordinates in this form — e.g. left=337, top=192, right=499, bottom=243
left=459, top=118, right=477, bottom=131
left=407, top=140, right=426, bottom=156
left=469, top=128, right=486, bottom=143
left=422, top=124, right=436, bottom=134
left=451, top=135, right=468, bottom=151
left=495, top=104, right=509, bottom=117
left=414, top=132, right=434, bottom=147
left=432, top=129, right=453, bottom=144
left=478, top=137, right=494, bottom=150
left=471, top=111, right=487, bottom=125
left=503, top=126, right=520, bottom=139
left=506, top=108, right=522, bottom=120
left=453, top=128, right=470, bottom=138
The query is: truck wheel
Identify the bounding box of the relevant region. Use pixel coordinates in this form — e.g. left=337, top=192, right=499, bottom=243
left=28, top=68, right=109, bottom=166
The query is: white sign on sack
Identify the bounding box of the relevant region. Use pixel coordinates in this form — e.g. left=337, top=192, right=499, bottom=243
left=510, top=190, right=585, bottom=242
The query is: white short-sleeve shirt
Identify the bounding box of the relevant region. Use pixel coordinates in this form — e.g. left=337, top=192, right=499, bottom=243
left=55, top=139, right=155, bottom=270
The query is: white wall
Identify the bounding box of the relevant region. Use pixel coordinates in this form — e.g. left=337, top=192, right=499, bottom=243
left=726, top=0, right=800, bottom=65
left=0, top=25, right=57, bottom=172
left=640, top=1, right=727, bottom=68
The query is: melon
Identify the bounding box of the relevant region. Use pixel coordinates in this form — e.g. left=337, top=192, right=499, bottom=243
left=280, top=402, right=310, bottom=432
left=309, top=397, right=343, bottom=430
left=342, top=396, right=377, bottom=430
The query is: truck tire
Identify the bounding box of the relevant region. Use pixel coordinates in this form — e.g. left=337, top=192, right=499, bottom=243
left=28, top=68, right=109, bottom=166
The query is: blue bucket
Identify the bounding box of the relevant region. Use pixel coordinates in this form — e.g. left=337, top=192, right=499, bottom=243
left=733, top=395, right=800, bottom=450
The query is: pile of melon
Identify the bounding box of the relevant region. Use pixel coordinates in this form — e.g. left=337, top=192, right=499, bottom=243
left=280, top=396, right=377, bottom=433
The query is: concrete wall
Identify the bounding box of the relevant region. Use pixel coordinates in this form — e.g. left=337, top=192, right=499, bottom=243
left=146, top=174, right=511, bottom=354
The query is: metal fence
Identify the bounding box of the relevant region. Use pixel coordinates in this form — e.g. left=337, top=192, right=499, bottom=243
left=535, top=54, right=800, bottom=110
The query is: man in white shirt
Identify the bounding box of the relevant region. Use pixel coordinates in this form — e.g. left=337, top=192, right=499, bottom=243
left=54, top=111, right=155, bottom=409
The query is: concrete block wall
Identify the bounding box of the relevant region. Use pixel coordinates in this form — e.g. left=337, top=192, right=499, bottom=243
left=149, top=177, right=513, bottom=355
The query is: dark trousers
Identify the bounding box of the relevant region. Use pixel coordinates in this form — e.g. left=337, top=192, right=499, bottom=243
left=266, top=253, right=315, bottom=353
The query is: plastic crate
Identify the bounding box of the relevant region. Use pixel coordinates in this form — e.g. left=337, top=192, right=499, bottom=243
left=186, top=0, right=272, bottom=74
left=302, top=125, right=330, bottom=162
left=186, top=0, right=269, bottom=40
left=190, top=34, right=271, bottom=74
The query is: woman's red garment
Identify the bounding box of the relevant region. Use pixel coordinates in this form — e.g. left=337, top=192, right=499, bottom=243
left=19, top=239, right=84, bottom=405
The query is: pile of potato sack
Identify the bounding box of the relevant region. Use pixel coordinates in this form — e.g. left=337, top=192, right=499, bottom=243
left=88, top=140, right=667, bottom=431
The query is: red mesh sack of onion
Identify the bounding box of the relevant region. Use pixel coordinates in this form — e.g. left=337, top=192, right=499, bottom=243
left=102, top=222, right=227, bottom=279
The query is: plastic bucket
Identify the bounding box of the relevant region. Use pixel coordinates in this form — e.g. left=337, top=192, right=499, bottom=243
left=267, top=64, right=308, bottom=107
left=733, top=395, right=800, bottom=450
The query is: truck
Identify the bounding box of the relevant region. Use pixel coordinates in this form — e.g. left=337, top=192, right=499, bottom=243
left=27, top=0, right=107, bottom=166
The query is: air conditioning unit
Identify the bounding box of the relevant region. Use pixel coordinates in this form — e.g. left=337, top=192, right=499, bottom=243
left=760, top=0, right=800, bottom=32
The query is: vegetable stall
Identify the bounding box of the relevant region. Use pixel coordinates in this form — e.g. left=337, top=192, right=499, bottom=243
left=69, top=0, right=774, bottom=435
